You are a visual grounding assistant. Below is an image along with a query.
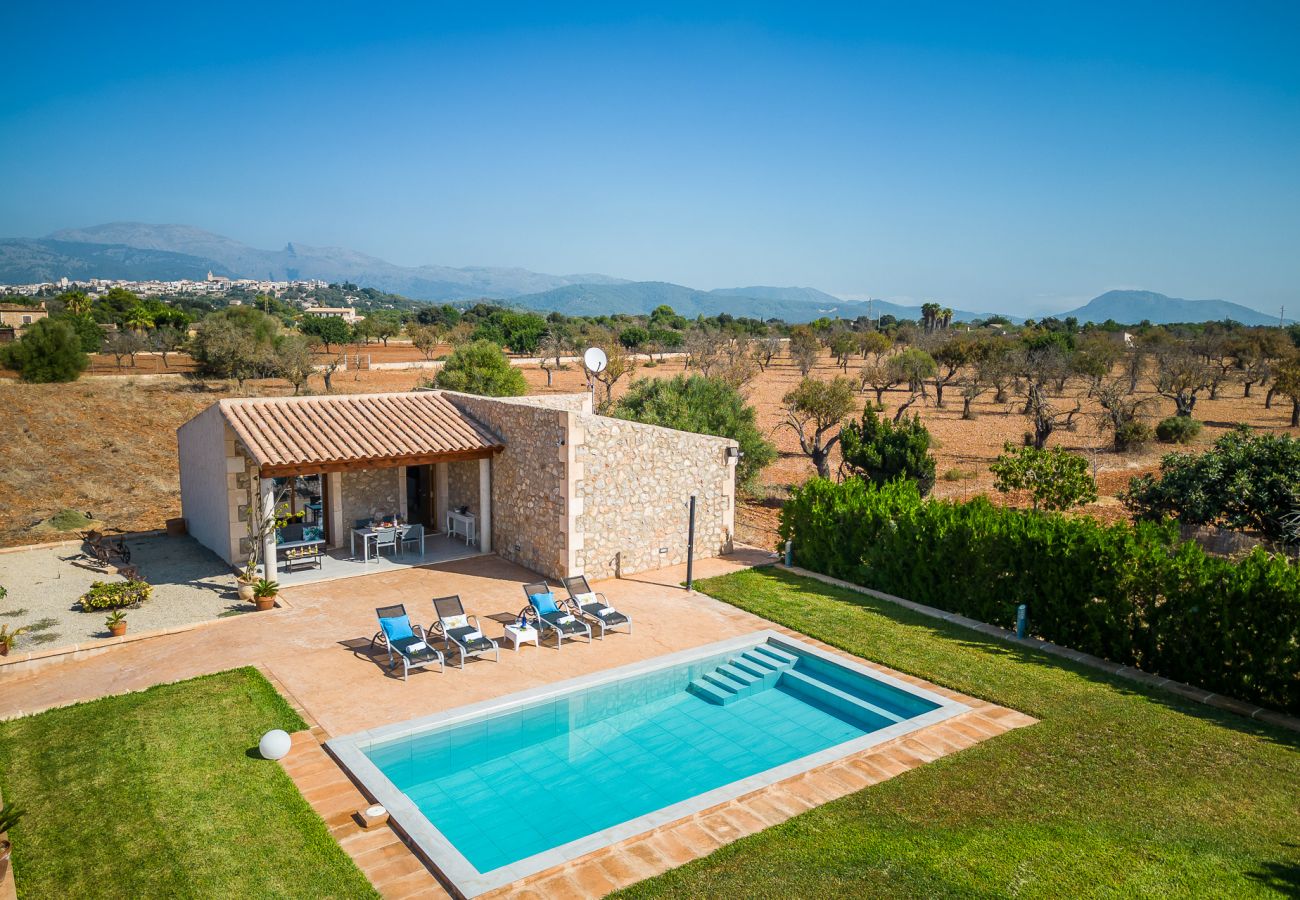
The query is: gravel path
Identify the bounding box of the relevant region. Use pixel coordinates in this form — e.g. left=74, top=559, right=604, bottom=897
left=0, top=534, right=250, bottom=654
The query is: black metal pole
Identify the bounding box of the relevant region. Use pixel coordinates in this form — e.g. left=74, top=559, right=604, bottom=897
left=685, top=495, right=696, bottom=592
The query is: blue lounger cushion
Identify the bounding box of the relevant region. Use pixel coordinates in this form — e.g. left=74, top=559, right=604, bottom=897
left=379, top=615, right=415, bottom=643
left=529, top=592, right=558, bottom=615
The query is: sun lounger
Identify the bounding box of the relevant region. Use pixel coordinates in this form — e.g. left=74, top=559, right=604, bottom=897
left=522, top=581, right=591, bottom=649
left=373, top=604, right=444, bottom=680
left=562, top=574, right=633, bottom=638
left=431, top=595, right=499, bottom=668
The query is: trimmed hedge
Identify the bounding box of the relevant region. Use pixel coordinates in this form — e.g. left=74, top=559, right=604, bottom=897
left=779, top=478, right=1300, bottom=713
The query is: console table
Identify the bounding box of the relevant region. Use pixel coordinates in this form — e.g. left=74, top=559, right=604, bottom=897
left=446, top=511, right=477, bottom=546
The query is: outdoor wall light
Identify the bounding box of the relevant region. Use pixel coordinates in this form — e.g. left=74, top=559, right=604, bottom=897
left=259, top=728, right=292, bottom=760
left=725, top=447, right=743, bottom=460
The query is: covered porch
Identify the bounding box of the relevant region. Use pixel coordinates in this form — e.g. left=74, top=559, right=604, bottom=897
left=210, top=392, right=505, bottom=584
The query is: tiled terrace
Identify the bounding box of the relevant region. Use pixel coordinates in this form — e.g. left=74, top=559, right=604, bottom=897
left=276, top=533, right=486, bottom=588
left=0, top=550, right=1034, bottom=898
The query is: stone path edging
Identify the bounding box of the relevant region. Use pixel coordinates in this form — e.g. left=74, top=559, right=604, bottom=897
left=780, top=564, right=1300, bottom=735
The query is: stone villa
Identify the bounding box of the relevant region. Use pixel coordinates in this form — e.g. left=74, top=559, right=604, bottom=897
left=176, top=390, right=738, bottom=582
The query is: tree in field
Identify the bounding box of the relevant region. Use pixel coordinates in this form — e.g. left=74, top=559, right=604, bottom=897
left=189, top=308, right=282, bottom=389
left=857, top=330, right=892, bottom=362
left=1272, top=357, right=1300, bottom=428
left=1124, top=427, right=1300, bottom=541
left=189, top=317, right=279, bottom=390
left=363, top=311, right=402, bottom=347
left=611, top=375, right=777, bottom=490
left=714, top=335, right=759, bottom=389
left=1152, top=344, right=1209, bottom=417
left=887, top=347, right=936, bottom=394
left=1093, top=379, right=1157, bottom=451
left=59, top=313, right=105, bottom=353
left=920, top=302, right=942, bottom=334
left=788, top=327, right=820, bottom=376
left=275, top=335, right=317, bottom=395
left=104, top=329, right=147, bottom=369
left=684, top=328, right=725, bottom=375
left=299, top=314, right=353, bottom=352
left=927, top=334, right=981, bottom=408
left=618, top=326, right=649, bottom=352
left=408, top=323, right=443, bottom=360
left=433, top=340, right=527, bottom=397
left=828, top=330, right=857, bottom=371
left=1234, top=330, right=1290, bottom=398
left=991, top=444, right=1098, bottom=512
left=858, top=360, right=900, bottom=405
left=753, top=335, right=782, bottom=371
left=839, top=405, right=936, bottom=495
left=537, top=331, right=567, bottom=386
left=585, top=336, right=634, bottom=409
left=1069, top=333, right=1123, bottom=393
left=151, top=326, right=186, bottom=367
left=781, top=376, right=857, bottom=479
left=647, top=327, right=682, bottom=361
left=0, top=319, right=89, bottom=382
left=1022, top=382, right=1081, bottom=449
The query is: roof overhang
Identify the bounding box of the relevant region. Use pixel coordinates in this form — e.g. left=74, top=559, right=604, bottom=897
left=211, top=391, right=505, bottom=477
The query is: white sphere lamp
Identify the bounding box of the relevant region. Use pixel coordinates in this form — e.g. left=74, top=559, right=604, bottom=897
left=259, top=728, right=292, bottom=760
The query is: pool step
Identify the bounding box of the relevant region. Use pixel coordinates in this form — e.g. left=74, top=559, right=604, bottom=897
left=781, top=669, right=906, bottom=728
left=688, top=644, right=799, bottom=706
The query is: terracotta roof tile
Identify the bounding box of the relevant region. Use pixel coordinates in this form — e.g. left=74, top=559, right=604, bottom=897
left=216, top=391, right=503, bottom=471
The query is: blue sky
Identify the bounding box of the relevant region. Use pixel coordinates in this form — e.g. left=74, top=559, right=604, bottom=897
left=2, top=2, right=1297, bottom=314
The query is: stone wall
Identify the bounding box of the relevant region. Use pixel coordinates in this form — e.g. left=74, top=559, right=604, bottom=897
left=444, top=392, right=573, bottom=579
left=340, top=466, right=402, bottom=529
left=440, top=390, right=736, bottom=581
left=445, top=459, right=481, bottom=520
left=575, top=416, right=736, bottom=579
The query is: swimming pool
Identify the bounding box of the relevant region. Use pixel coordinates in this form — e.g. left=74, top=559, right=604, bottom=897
left=328, top=630, right=968, bottom=897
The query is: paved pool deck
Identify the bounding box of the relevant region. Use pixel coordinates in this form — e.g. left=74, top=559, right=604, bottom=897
left=0, top=548, right=1035, bottom=898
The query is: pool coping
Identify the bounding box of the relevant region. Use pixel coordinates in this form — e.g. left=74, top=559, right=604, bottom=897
left=327, top=629, right=971, bottom=898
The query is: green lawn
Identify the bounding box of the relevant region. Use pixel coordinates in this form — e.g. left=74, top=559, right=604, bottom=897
left=620, top=568, right=1300, bottom=899
left=0, top=667, right=376, bottom=899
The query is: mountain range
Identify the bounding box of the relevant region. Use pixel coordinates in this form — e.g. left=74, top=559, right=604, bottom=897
left=1055, top=290, right=1289, bottom=327
left=0, top=223, right=1287, bottom=326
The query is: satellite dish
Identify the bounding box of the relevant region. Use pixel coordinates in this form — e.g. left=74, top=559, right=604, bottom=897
left=583, top=346, right=608, bottom=374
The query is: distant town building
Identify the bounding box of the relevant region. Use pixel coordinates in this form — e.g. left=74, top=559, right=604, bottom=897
left=303, top=306, right=362, bottom=324
left=0, top=300, right=48, bottom=343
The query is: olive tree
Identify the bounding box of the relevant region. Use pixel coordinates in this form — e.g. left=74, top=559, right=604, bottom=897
left=780, top=376, right=857, bottom=479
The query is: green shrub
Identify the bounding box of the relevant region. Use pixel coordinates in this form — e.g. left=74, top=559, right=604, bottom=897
left=1125, top=427, right=1300, bottom=541
left=432, top=340, right=526, bottom=397
left=943, top=468, right=974, bottom=481
left=839, top=406, right=937, bottom=496
left=779, top=478, right=1300, bottom=713
left=990, top=443, right=1098, bottom=511
left=0, top=319, right=89, bottom=382
left=1113, top=420, right=1154, bottom=451
left=1155, top=416, right=1201, bottom=444
left=611, top=374, right=776, bottom=490
left=79, top=580, right=151, bottom=612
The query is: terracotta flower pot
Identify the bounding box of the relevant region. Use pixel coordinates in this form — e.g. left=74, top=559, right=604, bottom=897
left=0, top=644, right=9, bottom=657
left=254, top=595, right=276, bottom=612
left=1, top=839, right=11, bottom=882
left=109, top=623, right=127, bottom=638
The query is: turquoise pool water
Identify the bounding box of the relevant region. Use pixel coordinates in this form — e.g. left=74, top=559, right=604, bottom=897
left=362, top=640, right=941, bottom=874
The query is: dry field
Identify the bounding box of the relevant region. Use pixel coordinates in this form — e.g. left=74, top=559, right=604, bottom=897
left=1, top=349, right=1295, bottom=551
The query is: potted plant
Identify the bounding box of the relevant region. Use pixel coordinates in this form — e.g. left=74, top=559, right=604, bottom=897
left=236, top=564, right=258, bottom=603
left=105, top=609, right=128, bottom=638
left=0, top=801, right=23, bottom=883
left=252, top=578, right=280, bottom=612
left=0, top=624, right=28, bottom=658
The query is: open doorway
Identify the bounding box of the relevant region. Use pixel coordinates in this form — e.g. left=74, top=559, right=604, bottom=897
left=405, top=465, right=435, bottom=528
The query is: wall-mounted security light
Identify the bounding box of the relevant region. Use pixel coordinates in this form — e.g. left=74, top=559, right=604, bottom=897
left=725, top=447, right=743, bottom=460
